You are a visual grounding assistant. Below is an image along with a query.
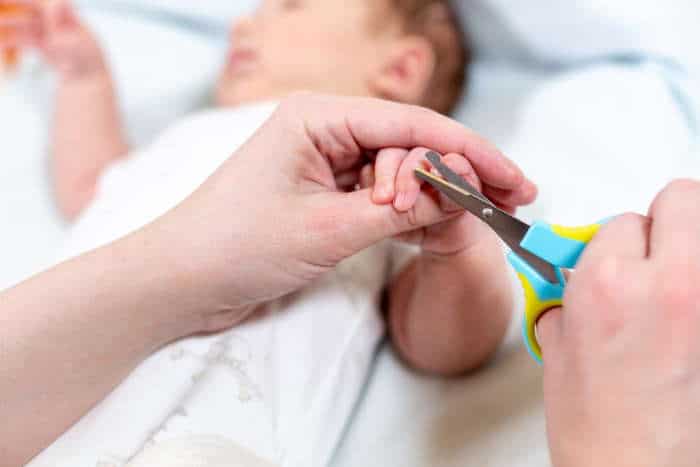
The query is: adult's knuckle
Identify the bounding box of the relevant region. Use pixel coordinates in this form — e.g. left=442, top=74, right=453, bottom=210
left=587, top=256, right=622, bottom=302
left=655, top=266, right=700, bottom=315
left=571, top=257, right=629, bottom=338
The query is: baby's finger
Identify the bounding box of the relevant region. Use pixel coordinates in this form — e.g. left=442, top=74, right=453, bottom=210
left=0, top=24, right=40, bottom=48
left=53, top=0, right=80, bottom=29
left=394, top=147, right=431, bottom=212
left=372, top=148, right=407, bottom=204
left=39, top=0, right=76, bottom=35
left=438, top=153, right=481, bottom=213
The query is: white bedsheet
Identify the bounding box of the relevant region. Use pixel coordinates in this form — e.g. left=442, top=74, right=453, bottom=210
left=0, top=77, right=65, bottom=290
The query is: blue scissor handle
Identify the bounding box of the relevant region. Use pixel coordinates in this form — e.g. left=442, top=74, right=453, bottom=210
left=509, top=221, right=604, bottom=363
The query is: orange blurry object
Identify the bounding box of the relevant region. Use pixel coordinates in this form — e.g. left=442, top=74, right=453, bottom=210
left=3, top=48, right=19, bottom=69
left=0, top=4, right=32, bottom=72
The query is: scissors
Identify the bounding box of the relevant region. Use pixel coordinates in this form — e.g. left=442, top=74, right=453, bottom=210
left=415, top=152, right=604, bottom=363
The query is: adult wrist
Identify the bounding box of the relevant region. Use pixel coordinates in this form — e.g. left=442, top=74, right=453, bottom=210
left=137, top=209, right=256, bottom=339
left=106, top=225, right=210, bottom=348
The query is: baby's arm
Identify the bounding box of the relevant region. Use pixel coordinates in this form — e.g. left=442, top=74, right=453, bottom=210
left=363, top=148, right=536, bottom=375
left=3, top=1, right=128, bottom=219
left=48, top=2, right=128, bottom=220
left=53, top=65, right=127, bottom=221
left=388, top=230, right=513, bottom=375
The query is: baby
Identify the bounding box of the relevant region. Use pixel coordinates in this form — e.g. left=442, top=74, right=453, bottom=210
left=4, top=1, right=536, bottom=466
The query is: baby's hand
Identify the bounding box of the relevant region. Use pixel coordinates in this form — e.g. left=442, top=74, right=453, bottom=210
left=361, top=148, right=537, bottom=256
left=0, top=0, right=107, bottom=81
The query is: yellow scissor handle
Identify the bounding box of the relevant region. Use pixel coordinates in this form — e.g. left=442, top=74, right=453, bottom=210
left=516, top=271, right=564, bottom=362
left=512, top=221, right=605, bottom=363
left=509, top=253, right=565, bottom=363
left=551, top=224, right=601, bottom=244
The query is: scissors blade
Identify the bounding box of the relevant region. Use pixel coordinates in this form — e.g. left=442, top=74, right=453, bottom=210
left=415, top=168, right=560, bottom=284
left=425, top=151, right=495, bottom=207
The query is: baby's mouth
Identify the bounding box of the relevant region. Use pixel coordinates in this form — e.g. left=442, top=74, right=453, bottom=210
left=228, top=48, right=258, bottom=75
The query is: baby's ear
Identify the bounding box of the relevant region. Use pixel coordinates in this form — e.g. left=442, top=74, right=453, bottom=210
left=370, top=36, right=436, bottom=106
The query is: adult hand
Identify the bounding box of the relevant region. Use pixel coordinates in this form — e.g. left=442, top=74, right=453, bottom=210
left=538, top=180, right=700, bottom=467
left=152, top=93, right=536, bottom=333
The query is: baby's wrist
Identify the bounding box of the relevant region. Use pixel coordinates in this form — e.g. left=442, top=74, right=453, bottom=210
left=417, top=242, right=480, bottom=267
left=57, top=67, right=115, bottom=97
left=56, top=58, right=112, bottom=87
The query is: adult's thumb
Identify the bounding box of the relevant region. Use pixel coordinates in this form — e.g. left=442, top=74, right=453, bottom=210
left=322, top=188, right=450, bottom=258
left=536, top=307, right=564, bottom=361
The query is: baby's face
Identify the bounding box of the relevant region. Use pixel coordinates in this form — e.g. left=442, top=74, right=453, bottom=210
left=215, top=0, right=394, bottom=106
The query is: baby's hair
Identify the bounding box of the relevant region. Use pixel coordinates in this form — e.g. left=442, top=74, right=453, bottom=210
left=390, top=0, right=469, bottom=115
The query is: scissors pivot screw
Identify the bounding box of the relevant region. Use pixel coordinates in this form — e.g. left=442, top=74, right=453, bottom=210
left=482, top=208, right=494, bottom=219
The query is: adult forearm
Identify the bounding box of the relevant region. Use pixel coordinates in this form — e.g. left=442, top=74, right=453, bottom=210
left=52, top=73, right=128, bottom=220
left=0, top=226, right=197, bottom=466
left=389, top=235, right=513, bottom=376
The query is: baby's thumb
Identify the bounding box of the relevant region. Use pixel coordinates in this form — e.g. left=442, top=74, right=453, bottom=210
left=536, top=307, right=564, bottom=361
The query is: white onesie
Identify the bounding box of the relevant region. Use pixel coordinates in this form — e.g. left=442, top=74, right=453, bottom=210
left=29, top=102, right=407, bottom=467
